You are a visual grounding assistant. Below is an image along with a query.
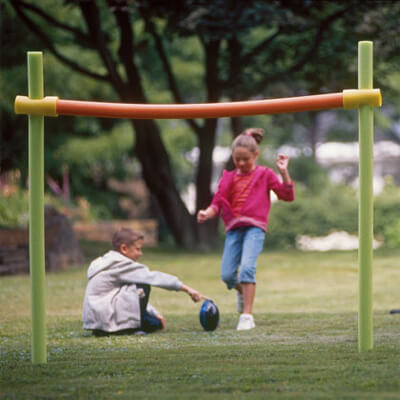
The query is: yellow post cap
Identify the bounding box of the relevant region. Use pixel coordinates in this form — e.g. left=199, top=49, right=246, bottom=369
left=14, top=95, right=58, bottom=116
left=342, top=89, right=382, bottom=109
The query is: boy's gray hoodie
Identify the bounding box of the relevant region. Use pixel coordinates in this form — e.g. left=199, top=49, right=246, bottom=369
left=82, top=250, right=182, bottom=332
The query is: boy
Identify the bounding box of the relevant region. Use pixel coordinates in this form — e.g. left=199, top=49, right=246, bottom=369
left=82, top=228, right=205, bottom=334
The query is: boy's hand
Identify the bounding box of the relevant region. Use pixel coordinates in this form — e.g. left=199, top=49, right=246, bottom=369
left=187, top=287, right=204, bottom=302
left=155, top=314, right=166, bottom=330
left=181, top=284, right=207, bottom=303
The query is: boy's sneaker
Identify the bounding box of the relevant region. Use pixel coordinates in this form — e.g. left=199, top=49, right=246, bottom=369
left=133, top=330, right=148, bottom=336
left=236, top=291, right=244, bottom=313
left=236, top=313, right=255, bottom=331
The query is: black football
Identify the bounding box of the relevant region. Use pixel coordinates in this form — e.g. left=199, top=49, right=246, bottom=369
left=199, top=299, right=219, bottom=331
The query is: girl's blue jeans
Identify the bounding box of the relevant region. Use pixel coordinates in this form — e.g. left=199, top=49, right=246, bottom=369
left=220, top=226, right=266, bottom=289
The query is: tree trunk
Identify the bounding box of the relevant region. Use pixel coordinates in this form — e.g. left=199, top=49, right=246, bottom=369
left=195, top=119, right=220, bottom=249
left=193, top=39, right=223, bottom=249
left=90, top=0, right=202, bottom=249
left=132, top=119, right=199, bottom=248
left=309, top=113, right=319, bottom=159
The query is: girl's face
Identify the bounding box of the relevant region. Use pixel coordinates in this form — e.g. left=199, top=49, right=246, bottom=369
left=232, top=146, right=258, bottom=174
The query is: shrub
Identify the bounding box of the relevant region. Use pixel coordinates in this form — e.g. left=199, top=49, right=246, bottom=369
left=266, top=179, right=400, bottom=249
left=374, top=178, right=400, bottom=247
left=384, top=220, right=400, bottom=248
left=266, top=183, right=358, bottom=249
left=0, top=183, right=107, bottom=228
left=0, top=189, right=29, bottom=228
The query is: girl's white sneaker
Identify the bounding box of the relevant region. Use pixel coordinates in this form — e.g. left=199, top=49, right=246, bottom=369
left=236, top=313, right=255, bottom=331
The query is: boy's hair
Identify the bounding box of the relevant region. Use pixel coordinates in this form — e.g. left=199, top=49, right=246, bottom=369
left=232, top=127, right=264, bottom=153
left=112, top=228, right=144, bottom=251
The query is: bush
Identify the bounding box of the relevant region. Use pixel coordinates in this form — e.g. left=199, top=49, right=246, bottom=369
left=266, top=183, right=358, bottom=249
left=289, top=156, right=329, bottom=193
left=266, top=179, right=400, bottom=249
left=384, top=220, right=400, bottom=248
left=374, top=179, right=400, bottom=247
left=0, top=180, right=108, bottom=228
left=0, top=188, right=29, bottom=228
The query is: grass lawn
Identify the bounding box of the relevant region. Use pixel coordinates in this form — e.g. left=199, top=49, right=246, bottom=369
left=1, top=245, right=400, bottom=399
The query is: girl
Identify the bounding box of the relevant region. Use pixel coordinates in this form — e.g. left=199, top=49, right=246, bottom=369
left=197, top=128, right=294, bottom=330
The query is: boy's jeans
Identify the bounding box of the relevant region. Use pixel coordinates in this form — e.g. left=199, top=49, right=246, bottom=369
left=136, top=284, right=163, bottom=333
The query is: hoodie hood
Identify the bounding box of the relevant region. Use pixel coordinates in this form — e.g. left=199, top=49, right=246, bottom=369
left=87, top=250, right=132, bottom=280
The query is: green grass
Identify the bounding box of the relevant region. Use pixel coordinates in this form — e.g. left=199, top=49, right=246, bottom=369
left=1, top=246, right=400, bottom=399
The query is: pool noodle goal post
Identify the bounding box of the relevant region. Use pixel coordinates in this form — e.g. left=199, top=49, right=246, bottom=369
left=15, top=41, right=381, bottom=363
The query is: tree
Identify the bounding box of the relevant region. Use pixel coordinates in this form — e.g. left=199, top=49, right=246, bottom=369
left=8, top=0, right=400, bottom=248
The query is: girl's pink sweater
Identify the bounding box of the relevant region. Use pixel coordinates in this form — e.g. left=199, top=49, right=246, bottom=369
left=210, top=165, right=295, bottom=232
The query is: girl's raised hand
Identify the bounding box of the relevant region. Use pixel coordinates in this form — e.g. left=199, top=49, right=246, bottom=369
left=276, top=154, right=289, bottom=174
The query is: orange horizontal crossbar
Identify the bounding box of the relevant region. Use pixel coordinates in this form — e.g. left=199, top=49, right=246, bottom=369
left=56, top=93, right=343, bottom=119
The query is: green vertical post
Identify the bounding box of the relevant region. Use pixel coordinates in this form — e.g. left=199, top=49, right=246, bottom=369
left=28, top=52, right=47, bottom=364
left=358, top=41, right=374, bottom=352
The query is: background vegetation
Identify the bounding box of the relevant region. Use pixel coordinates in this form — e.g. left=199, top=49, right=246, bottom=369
left=3, top=175, right=400, bottom=249
left=1, top=0, right=400, bottom=249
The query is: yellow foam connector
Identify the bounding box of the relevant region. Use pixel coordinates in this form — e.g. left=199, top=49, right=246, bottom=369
left=14, top=95, right=58, bottom=116
left=342, top=89, right=382, bottom=109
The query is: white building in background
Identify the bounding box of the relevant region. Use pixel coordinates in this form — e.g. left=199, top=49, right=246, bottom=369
left=315, top=140, right=400, bottom=194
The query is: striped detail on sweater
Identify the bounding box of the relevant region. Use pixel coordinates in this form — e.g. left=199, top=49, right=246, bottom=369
left=231, top=170, right=255, bottom=217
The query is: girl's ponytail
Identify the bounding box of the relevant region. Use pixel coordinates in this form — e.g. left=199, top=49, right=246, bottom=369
left=243, top=128, right=264, bottom=144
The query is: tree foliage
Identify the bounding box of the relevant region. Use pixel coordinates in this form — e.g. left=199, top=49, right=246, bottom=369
left=2, top=0, right=400, bottom=248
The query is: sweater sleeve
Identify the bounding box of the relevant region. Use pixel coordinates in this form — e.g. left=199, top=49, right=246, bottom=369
left=118, top=263, right=183, bottom=291
left=209, top=170, right=230, bottom=214
left=268, top=170, right=295, bottom=201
